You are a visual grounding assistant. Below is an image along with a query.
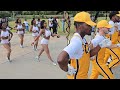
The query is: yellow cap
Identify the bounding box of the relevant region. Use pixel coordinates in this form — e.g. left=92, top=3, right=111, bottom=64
left=116, top=14, right=120, bottom=17
left=97, top=20, right=112, bottom=28
left=116, top=11, right=120, bottom=16
left=74, top=12, right=96, bottom=27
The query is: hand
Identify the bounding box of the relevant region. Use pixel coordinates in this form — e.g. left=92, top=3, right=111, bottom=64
left=31, top=42, right=34, bottom=46
left=8, top=38, right=11, bottom=41
left=67, top=64, right=77, bottom=76
left=117, top=43, right=120, bottom=47
left=90, top=56, right=96, bottom=60
left=99, top=39, right=112, bottom=48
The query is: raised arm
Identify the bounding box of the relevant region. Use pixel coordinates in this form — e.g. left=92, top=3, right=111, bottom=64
left=89, top=42, right=101, bottom=57
left=89, top=38, right=112, bottom=57
left=90, top=46, right=101, bottom=57
left=36, top=29, right=44, bottom=41
left=8, top=26, right=13, bottom=30
left=14, top=24, right=18, bottom=30
left=107, top=44, right=120, bottom=49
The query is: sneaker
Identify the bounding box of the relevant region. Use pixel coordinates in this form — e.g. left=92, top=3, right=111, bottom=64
left=20, top=45, right=22, bottom=48
left=6, top=57, right=12, bottom=62
left=20, top=45, right=24, bottom=48
left=35, top=48, right=38, bottom=51
left=33, top=46, right=36, bottom=51
left=34, top=48, right=37, bottom=51
left=52, top=62, right=57, bottom=66
left=22, top=45, right=24, bottom=48
left=33, top=46, right=35, bottom=50
left=35, top=56, right=40, bottom=61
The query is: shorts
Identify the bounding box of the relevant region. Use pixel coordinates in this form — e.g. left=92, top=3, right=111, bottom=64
left=32, top=32, right=39, bottom=37
left=1, top=39, right=9, bottom=44
left=18, top=31, right=24, bottom=35
left=40, top=38, right=49, bottom=44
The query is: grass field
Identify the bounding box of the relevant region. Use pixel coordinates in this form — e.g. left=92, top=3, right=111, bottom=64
left=9, top=17, right=110, bottom=36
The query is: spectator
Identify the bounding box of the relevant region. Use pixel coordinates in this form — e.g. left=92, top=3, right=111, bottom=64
left=24, top=19, right=29, bottom=32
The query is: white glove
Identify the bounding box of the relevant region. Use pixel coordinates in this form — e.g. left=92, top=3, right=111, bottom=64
left=99, top=39, right=112, bottom=48
left=90, top=56, right=96, bottom=60
left=67, top=64, right=77, bottom=76
left=116, top=43, right=120, bottom=47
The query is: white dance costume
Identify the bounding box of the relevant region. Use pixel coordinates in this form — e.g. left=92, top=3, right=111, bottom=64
left=40, top=29, right=51, bottom=44
left=0, top=30, right=10, bottom=44
left=32, top=25, right=39, bottom=37
left=17, top=24, right=24, bottom=35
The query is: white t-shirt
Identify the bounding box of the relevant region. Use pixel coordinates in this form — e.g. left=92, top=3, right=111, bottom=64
left=63, top=33, right=84, bottom=59
left=108, top=20, right=115, bottom=35
left=48, top=18, right=53, bottom=27
left=24, top=21, right=29, bottom=26
left=117, top=22, right=120, bottom=31
left=91, top=33, right=105, bottom=47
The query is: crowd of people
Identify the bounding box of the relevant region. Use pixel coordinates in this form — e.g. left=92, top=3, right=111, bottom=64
left=0, top=16, right=61, bottom=65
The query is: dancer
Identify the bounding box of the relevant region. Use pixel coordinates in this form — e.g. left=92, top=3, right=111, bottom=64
left=29, top=19, right=39, bottom=51
left=36, top=18, right=41, bottom=31
left=0, top=23, right=13, bottom=62
left=31, top=20, right=60, bottom=65
left=14, top=19, right=25, bottom=48
left=24, top=19, right=29, bottom=32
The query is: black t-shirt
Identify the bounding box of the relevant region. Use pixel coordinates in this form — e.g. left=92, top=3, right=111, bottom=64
left=52, top=20, right=57, bottom=28
left=0, top=20, right=2, bottom=29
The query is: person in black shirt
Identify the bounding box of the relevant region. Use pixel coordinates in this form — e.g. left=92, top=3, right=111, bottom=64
left=31, top=18, right=35, bottom=25
left=52, top=17, right=59, bottom=34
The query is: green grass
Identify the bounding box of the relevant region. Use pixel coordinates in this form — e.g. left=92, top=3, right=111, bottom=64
left=9, top=17, right=108, bottom=36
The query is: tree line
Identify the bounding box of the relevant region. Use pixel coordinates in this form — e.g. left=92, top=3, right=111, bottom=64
left=0, top=11, right=112, bottom=18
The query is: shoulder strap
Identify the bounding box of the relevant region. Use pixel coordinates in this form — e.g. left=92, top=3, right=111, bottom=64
left=73, top=33, right=84, bottom=45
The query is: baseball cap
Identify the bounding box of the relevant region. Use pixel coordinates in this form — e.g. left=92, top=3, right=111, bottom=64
left=74, top=12, right=96, bottom=27
left=97, top=20, right=112, bottom=28
left=116, top=13, right=120, bottom=17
